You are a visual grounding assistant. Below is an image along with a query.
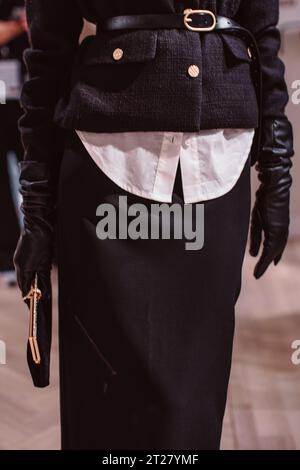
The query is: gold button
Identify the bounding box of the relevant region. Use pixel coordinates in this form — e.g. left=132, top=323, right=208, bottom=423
left=247, top=47, right=252, bottom=59
left=188, top=64, right=200, bottom=78
left=112, top=48, right=124, bottom=61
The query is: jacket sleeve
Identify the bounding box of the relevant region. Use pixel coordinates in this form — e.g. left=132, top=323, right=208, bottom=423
left=235, top=0, right=289, bottom=121
left=19, top=0, right=83, bottom=176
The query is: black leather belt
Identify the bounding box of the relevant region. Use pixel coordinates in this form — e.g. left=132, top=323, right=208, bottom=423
left=96, top=10, right=262, bottom=164
left=98, top=10, right=217, bottom=32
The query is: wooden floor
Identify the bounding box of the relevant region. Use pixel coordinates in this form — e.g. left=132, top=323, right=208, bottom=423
left=0, top=242, right=300, bottom=450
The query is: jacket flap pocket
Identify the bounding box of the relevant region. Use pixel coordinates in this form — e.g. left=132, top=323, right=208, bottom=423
left=221, top=34, right=252, bottom=64
left=79, top=30, right=158, bottom=66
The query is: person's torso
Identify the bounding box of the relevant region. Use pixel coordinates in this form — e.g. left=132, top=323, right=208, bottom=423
left=54, top=0, right=258, bottom=134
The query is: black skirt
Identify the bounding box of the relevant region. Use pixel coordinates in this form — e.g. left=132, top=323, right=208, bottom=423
left=56, top=129, right=251, bottom=450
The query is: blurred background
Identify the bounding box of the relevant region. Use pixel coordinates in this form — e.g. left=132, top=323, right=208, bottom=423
left=0, top=0, right=300, bottom=450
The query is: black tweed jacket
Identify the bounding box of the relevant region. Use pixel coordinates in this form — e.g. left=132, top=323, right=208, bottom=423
left=19, top=0, right=289, bottom=169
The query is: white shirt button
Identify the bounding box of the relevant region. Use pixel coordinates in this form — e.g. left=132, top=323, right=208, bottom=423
left=112, top=48, right=124, bottom=61
left=188, top=65, right=200, bottom=78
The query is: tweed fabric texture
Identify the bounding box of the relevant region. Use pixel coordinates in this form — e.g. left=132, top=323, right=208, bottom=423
left=19, top=1, right=289, bottom=170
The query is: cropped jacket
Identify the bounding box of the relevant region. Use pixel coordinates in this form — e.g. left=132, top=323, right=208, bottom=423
left=19, top=0, right=289, bottom=169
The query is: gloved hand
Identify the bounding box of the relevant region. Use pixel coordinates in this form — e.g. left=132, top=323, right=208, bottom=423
left=13, top=161, right=57, bottom=387
left=250, top=118, right=294, bottom=279
left=14, top=161, right=56, bottom=295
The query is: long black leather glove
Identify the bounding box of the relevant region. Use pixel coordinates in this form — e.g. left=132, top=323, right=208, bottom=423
left=13, top=161, right=56, bottom=387
left=250, top=118, right=294, bottom=279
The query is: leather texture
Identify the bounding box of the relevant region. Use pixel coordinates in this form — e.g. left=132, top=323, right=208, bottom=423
left=98, top=12, right=216, bottom=31
left=13, top=161, right=56, bottom=387
left=14, top=161, right=55, bottom=295
left=250, top=118, right=294, bottom=279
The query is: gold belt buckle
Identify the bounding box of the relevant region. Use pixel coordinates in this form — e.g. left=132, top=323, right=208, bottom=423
left=183, top=9, right=216, bottom=32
